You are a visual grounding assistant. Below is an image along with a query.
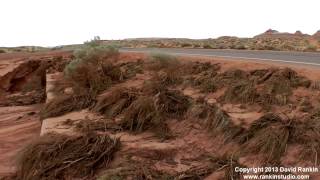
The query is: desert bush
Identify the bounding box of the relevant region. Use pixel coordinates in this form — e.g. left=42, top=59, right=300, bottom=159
left=186, top=71, right=218, bottom=93
left=258, top=68, right=310, bottom=105
left=64, top=44, right=120, bottom=94
left=203, top=104, right=244, bottom=141
left=222, top=81, right=258, bottom=104
left=120, top=96, right=171, bottom=139
left=154, top=89, right=190, bottom=118
left=218, top=69, right=249, bottom=85
left=121, top=96, right=163, bottom=133
left=16, top=133, right=120, bottom=180
left=182, top=62, right=220, bottom=75
left=219, top=68, right=311, bottom=106
left=142, top=79, right=167, bottom=95
left=40, top=93, right=95, bottom=119
left=199, top=78, right=218, bottom=93
left=147, top=53, right=180, bottom=71
left=0, top=49, right=6, bottom=53
left=291, top=110, right=320, bottom=164
left=240, top=114, right=291, bottom=163
left=187, top=102, right=212, bottom=120
left=152, top=69, right=183, bottom=86
left=94, top=88, right=138, bottom=118
left=119, top=60, right=144, bottom=79
left=194, top=69, right=248, bottom=93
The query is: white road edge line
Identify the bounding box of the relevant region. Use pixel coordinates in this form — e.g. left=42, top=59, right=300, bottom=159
left=122, top=50, right=320, bottom=66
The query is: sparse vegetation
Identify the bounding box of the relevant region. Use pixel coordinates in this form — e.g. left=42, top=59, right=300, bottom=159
left=291, top=110, right=320, bottom=164
left=64, top=42, right=121, bottom=95
left=121, top=96, right=164, bottom=133
left=240, top=114, right=291, bottom=163
left=147, top=53, right=180, bottom=71
left=154, top=89, right=190, bottom=118
left=40, top=93, right=95, bottom=119
left=219, top=68, right=311, bottom=106
left=16, top=133, right=120, bottom=180
left=204, top=104, right=244, bottom=141
left=223, top=81, right=258, bottom=104
left=3, top=46, right=320, bottom=179
left=94, top=88, right=137, bottom=118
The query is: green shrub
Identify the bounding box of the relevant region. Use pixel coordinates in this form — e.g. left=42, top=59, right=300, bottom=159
left=64, top=42, right=120, bottom=94
left=72, top=44, right=119, bottom=64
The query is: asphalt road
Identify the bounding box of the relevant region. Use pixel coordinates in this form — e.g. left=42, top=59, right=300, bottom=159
left=120, top=48, right=320, bottom=67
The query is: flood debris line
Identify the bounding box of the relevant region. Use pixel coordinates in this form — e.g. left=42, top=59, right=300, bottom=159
left=15, top=133, right=120, bottom=180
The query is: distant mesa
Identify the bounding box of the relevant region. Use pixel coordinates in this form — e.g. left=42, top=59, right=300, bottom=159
left=294, top=30, right=303, bottom=36
left=264, top=29, right=279, bottom=34
left=255, top=29, right=313, bottom=38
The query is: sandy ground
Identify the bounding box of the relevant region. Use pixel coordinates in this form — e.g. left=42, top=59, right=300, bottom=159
left=0, top=51, right=71, bottom=177
left=0, top=105, right=41, bottom=176
left=1, top=50, right=320, bottom=178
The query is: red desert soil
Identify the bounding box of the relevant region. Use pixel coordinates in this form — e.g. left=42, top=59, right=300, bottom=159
left=0, top=105, right=41, bottom=176
left=0, top=51, right=72, bottom=177
left=1, top=50, right=320, bottom=178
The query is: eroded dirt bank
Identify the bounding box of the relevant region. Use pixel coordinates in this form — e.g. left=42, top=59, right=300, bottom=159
left=0, top=51, right=72, bottom=177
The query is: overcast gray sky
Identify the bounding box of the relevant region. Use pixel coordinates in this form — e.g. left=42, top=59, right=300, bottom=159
left=0, top=0, right=319, bottom=47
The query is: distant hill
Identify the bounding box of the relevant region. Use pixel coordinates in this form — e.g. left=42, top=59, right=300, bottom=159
left=313, top=30, right=320, bottom=39
left=100, top=29, right=320, bottom=52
